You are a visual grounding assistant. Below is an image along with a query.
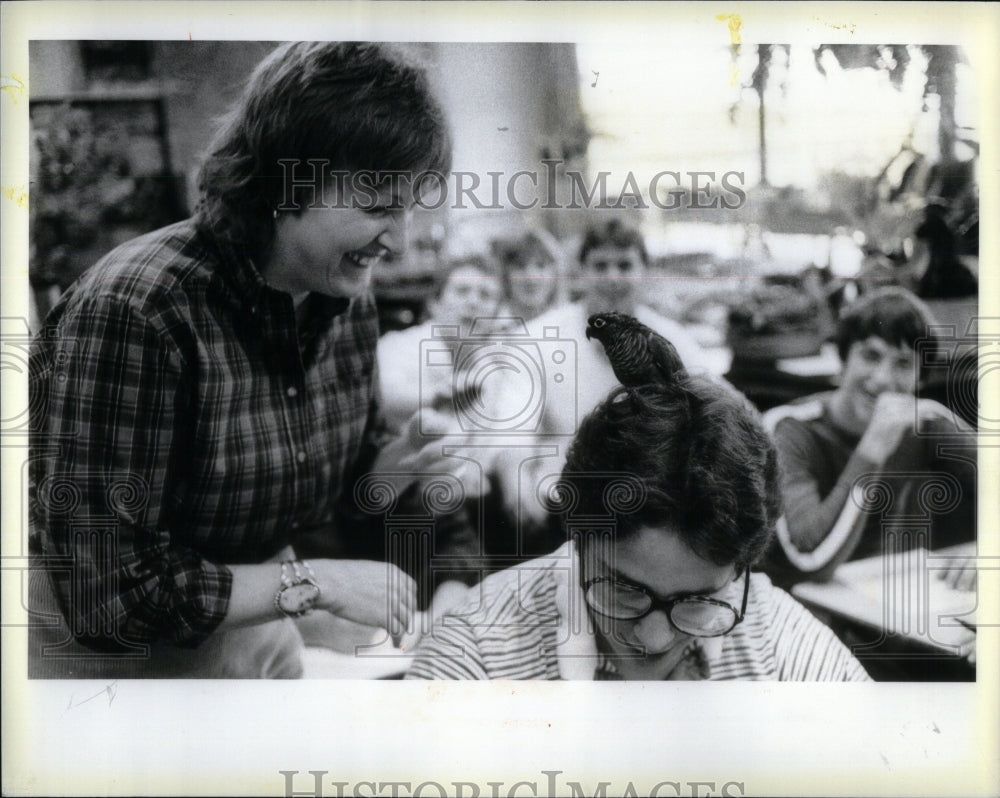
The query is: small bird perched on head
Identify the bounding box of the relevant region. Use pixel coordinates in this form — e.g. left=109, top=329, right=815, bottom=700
left=586, top=311, right=687, bottom=388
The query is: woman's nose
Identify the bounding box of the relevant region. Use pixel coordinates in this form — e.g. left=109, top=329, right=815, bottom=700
left=379, top=209, right=411, bottom=255
left=632, top=611, right=680, bottom=654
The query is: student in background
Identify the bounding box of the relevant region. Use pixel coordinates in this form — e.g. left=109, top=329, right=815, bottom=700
left=486, top=218, right=710, bottom=529
left=762, top=287, right=976, bottom=587
left=377, top=255, right=504, bottom=432
left=492, top=230, right=565, bottom=324
left=372, top=255, right=505, bottom=622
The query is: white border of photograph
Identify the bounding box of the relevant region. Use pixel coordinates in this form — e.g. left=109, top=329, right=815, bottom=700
left=2, top=3, right=998, bottom=796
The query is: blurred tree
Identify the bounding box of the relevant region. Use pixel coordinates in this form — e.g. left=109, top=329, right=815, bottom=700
left=30, top=101, right=185, bottom=317
left=813, top=44, right=977, bottom=298
left=814, top=44, right=965, bottom=164
left=728, top=43, right=791, bottom=187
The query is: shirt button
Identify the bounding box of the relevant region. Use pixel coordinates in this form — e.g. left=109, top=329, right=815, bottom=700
left=286, top=386, right=298, bottom=398
left=296, top=451, right=307, bottom=463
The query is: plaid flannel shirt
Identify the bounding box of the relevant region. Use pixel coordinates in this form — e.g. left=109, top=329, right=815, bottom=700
left=30, top=219, right=385, bottom=650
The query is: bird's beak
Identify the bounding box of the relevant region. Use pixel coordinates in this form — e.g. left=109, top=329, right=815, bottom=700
left=585, top=327, right=594, bottom=340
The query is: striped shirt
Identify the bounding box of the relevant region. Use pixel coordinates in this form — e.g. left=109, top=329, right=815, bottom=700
left=406, top=542, right=870, bottom=680
left=30, top=219, right=384, bottom=651
left=763, top=392, right=976, bottom=585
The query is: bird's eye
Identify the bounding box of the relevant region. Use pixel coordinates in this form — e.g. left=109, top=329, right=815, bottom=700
left=594, top=318, right=606, bottom=328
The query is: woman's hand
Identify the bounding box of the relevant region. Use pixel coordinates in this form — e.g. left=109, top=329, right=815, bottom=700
left=313, top=559, right=417, bottom=647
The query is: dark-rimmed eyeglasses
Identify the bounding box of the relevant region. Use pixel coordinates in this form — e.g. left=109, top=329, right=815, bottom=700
left=583, top=566, right=750, bottom=638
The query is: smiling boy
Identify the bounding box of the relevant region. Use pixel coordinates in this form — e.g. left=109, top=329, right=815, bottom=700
left=763, top=287, right=977, bottom=586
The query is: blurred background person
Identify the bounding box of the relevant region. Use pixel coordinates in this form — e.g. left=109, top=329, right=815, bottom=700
left=491, top=229, right=566, bottom=324
left=484, top=218, right=711, bottom=530
left=569, top=218, right=705, bottom=372
left=377, top=254, right=504, bottom=433
left=762, top=287, right=976, bottom=587
left=799, top=263, right=840, bottom=342
left=913, top=203, right=978, bottom=299
left=372, top=254, right=506, bottom=624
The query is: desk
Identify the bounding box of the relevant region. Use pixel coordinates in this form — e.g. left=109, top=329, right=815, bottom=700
left=299, top=614, right=417, bottom=679
left=792, top=543, right=977, bottom=679
left=725, top=345, right=839, bottom=412
left=302, top=638, right=414, bottom=679
left=775, top=342, right=842, bottom=378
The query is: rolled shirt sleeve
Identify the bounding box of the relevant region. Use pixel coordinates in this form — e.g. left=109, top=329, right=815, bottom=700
left=31, top=220, right=383, bottom=657
left=32, top=295, right=232, bottom=650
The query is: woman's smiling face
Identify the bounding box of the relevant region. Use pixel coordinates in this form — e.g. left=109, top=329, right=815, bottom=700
left=265, top=175, right=412, bottom=299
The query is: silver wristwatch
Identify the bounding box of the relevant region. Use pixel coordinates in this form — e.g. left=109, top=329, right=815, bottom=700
left=274, top=560, right=321, bottom=617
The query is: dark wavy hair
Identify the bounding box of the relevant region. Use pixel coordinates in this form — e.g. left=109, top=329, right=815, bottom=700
left=559, top=377, right=781, bottom=570
left=195, top=42, right=452, bottom=259
left=578, top=219, right=648, bottom=266
left=834, top=287, right=940, bottom=365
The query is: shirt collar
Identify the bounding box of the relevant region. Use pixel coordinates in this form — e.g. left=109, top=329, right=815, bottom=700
left=549, top=540, right=605, bottom=680
left=195, top=225, right=270, bottom=308
left=204, top=231, right=353, bottom=325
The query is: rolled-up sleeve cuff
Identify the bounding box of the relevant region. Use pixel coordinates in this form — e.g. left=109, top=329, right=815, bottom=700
left=167, top=560, right=234, bottom=648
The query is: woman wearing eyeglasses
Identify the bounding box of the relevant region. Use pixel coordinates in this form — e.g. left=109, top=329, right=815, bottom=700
left=406, top=356, right=869, bottom=680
